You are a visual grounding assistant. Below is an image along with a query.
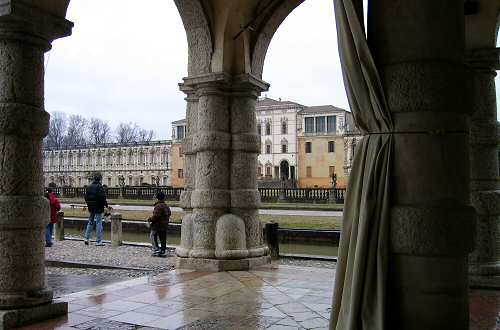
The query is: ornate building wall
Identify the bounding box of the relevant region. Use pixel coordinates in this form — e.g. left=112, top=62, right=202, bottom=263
left=42, top=141, right=172, bottom=187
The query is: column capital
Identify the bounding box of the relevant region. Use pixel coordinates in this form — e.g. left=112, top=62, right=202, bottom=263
left=0, top=1, right=73, bottom=50
left=466, top=48, right=500, bottom=74
left=181, top=72, right=270, bottom=97
left=232, top=73, right=270, bottom=96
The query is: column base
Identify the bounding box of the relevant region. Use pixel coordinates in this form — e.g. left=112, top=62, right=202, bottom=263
left=176, top=256, right=270, bottom=272
left=0, top=301, right=67, bottom=329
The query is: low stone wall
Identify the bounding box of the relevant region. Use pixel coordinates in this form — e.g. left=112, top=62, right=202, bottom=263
left=63, top=218, right=340, bottom=244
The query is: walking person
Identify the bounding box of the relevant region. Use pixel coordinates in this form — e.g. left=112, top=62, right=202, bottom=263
left=84, top=173, right=108, bottom=246
left=147, top=192, right=171, bottom=257
left=45, top=188, right=61, bottom=247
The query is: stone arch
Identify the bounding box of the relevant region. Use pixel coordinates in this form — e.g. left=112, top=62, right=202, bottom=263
left=174, top=0, right=213, bottom=76
left=250, top=0, right=305, bottom=78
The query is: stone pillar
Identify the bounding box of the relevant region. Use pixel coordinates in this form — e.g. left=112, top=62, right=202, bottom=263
left=369, top=1, right=475, bottom=329
left=111, top=213, right=123, bottom=247
left=54, top=211, right=65, bottom=241
left=0, top=3, right=73, bottom=328
left=176, top=73, right=270, bottom=271
left=176, top=84, right=198, bottom=257
left=467, top=48, right=500, bottom=276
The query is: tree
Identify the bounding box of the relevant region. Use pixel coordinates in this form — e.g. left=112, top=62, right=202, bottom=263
left=64, top=114, right=88, bottom=147
left=115, top=122, right=139, bottom=143
left=45, top=112, right=67, bottom=149
left=88, top=118, right=112, bottom=145
left=138, top=129, right=155, bottom=142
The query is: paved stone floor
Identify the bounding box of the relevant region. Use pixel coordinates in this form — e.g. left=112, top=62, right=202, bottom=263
left=19, top=264, right=334, bottom=329
left=13, top=265, right=500, bottom=329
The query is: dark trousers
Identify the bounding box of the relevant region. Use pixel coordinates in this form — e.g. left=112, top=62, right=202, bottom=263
left=153, top=231, right=167, bottom=252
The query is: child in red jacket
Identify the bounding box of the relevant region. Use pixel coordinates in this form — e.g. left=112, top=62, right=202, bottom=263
left=45, top=188, right=61, bottom=247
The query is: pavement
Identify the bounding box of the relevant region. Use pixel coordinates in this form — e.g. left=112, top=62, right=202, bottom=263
left=22, top=264, right=334, bottom=330
left=18, top=262, right=500, bottom=330
left=62, top=203, right=343, bottom=218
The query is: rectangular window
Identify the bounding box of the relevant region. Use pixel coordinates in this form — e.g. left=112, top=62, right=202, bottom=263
left=179, top=146, right=183, bottom=157
left=281, top=144, right=287, bottom=153
left=178, top=169, right=184, bottom=178
left=305, top=117, right=314, bottom=133
left=177, top=126, right=185, bottom=140
left=328, top=141, right=335, bottom=153
left=257, top=124, right=261, bottom=136
left=305, top=142, right=312, bottom=153
left=306, top=166, right=312, bottom=178
left=315, top=116, right=326, bottom=133
left=257, top=167, right=262, bottom=176
left=329, top=166, right=335, bottom=176
left=327, top=116, right=337, bottom=133
left=266, top=144, right=271, bottom=154
left=266, top=166, right=271, bottom=176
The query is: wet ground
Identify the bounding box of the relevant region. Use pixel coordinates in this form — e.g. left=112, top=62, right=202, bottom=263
left=47, top=267, right=149, bottom=297
left=40, top=242, right=500, bottom=329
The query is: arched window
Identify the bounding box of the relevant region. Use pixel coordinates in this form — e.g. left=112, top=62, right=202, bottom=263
left=281, top=138, right=288, bottom=154
left=265, top=122, right=271, bottom=135
left=265, top=166, right=272, bottom=176
left=265, top=139, right=272, bottom=154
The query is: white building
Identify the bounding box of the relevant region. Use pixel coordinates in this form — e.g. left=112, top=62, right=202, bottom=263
left=42, top=141, right=172, bottom=187
left=256, top=97, right=304, bottom=181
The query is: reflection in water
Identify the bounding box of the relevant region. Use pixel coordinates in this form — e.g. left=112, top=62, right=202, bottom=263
left=64, top=228, right=337, bottom=257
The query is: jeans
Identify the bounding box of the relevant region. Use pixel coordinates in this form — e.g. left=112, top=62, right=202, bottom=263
left=45, top=223, right=54, bottom=245
left=84, top=212, right=103, bottom=244
left=150, top=230, right=167, bottom=253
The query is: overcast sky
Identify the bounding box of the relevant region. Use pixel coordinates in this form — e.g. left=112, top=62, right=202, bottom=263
left=45, top=1, right=499, bottom=140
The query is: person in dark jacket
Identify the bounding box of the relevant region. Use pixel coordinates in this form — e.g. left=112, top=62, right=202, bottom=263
left=147, top=192, right=171, bottom=257
left=45, top=189, right=61, bottom=247
left=84, top=173, right=108, bottom=246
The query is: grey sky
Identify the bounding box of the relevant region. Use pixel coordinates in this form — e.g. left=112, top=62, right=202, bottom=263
left=45, top=1, right=499, bottom=140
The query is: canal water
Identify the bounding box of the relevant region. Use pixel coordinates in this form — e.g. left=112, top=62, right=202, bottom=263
left=64, top=228, right=338, bottom=257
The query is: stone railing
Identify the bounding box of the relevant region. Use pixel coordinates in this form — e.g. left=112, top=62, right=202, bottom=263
left=258, top=187, right=345, bottom=203
left=50, top=186, right=184, bottom=201
left=48, top=186, right=346, bottom=204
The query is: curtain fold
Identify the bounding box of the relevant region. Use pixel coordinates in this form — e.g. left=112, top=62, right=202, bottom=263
left=330, top=0, right=393, bottom=329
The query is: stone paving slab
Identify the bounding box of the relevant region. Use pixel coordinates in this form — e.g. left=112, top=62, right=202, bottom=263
left=18, top=265, right=334, bottom=330
left=12, top=262, right=500, bottom=330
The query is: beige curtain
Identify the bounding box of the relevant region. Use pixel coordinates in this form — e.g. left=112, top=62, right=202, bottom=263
left=330, top=0, right=393, bottom=329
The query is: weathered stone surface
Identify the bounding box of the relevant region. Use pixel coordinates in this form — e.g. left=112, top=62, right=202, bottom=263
left=0, top=301, right=67, bottom=330
left=0, top=3, right=72, bottom=321
left=176, top=255, right=270, bottom=272
left=177, top=73, right=268, bottom=267
left=215, top=214, right=248, bottom=259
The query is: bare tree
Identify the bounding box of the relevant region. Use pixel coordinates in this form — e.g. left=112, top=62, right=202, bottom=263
left=45, top=112, right=67, bottom=149
left=115, top=122, right=139, bottom=144
left=138, top=129, right=155, bottom=142
left=88, top=118, right=112, bottom=145
left=64, top=115, right=88, bottom=147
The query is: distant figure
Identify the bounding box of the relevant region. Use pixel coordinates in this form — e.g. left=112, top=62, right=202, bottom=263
left=45, top=188, right=61, bottom=247
left=147, top=191, right=171, bottom=257
left=331, top=173, right=337, bottom=189
left=84, top=173, right=108, bottom=246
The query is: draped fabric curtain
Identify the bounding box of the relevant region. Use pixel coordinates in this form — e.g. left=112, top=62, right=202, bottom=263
left=330, top=0, right=394, bottom=329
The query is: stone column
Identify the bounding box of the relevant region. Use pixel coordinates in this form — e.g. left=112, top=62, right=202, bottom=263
left=229, top=75, right=268, bottom=258
left=0, top=3, right=73, bottom=328
left=467, top=48, right=500, bottom=276
left=176, top=84, right=198, bottom=257
left=370, top=1, right=474, bottom=329
left=176, top=73, right=270, bottom=271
